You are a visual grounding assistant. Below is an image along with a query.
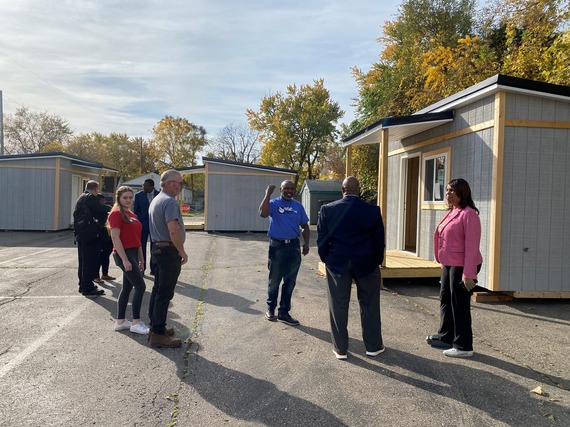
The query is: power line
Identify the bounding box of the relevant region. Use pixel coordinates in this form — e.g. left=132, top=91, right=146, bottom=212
left=0, top=48, right=98, bottom=114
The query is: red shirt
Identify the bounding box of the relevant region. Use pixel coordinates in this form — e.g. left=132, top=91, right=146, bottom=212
left=108, top=209, right=142, bottom=249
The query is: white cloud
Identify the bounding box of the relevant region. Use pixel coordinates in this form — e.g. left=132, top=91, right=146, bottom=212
left=0, top=0, right=399, bottom=139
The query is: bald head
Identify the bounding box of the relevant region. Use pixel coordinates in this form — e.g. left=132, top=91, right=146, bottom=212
left=342, top=176, right=360, bottom=196
left=280, top=180, right=296, bottom=201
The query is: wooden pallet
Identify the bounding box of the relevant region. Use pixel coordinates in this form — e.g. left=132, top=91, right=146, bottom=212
left=317, top=250, right=441, bottom=279
left=472, top=291, right=513, bottom=302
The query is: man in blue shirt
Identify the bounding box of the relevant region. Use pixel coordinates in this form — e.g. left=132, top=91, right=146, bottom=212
left=259, top=180, right=310, bottom=326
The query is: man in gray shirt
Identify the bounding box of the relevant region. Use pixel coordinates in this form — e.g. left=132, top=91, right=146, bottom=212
left=148, top=169, right=188, bottom=348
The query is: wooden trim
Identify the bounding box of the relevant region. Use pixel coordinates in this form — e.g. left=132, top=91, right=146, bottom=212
left=378, top=129, right=389, bottom=268
left=345, top=145, right=352, bottom=177
left=206, top=171, right=296, bottom=177
left=489, top=91, right=506, bottom=291
left=386, top=117, right=569, bottom=159
left=421, top=203, right=448, bottom=210
left=505, top=119, right=570, bottom=129
left=419, top=147, right=451, bottom=210
left=53, top=158, right=61, bottom=230
left=0, top=164, right=56, bottom=169
left=510, top=291, right=570, bottom=299
left=389, top=120, right=494, bottom=156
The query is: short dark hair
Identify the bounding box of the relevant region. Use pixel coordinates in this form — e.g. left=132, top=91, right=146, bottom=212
left=85, top=180, right=99, bottom=191
left=144, top=179, right=155, bottom=186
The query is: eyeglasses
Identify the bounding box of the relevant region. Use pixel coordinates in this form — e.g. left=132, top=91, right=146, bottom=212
left=170, top=180, right=185, bottom=186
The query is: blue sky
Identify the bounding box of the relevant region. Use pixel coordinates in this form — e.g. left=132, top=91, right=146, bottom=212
left=0, top=0, right=399, bottom=140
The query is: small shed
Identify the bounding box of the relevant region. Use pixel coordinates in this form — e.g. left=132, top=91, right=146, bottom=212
left=343, top=74, right=570, bottom=298
left=121, top=172, right=161, bottom=191
left=0, top=152, right=118, bottom=231
left=299, top=179, right=343, bottom=225
left=178, top=157, right=296, bottom=232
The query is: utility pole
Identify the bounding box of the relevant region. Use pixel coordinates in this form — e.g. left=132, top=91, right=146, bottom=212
left=0, top=90, right=4, bottom=156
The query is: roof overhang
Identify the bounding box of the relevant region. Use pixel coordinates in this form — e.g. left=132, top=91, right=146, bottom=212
left=343, top=110, right=454, bottom=147
left=0, top=152, right=118, bottom=173
left=177, top=157, right=297, bottom=176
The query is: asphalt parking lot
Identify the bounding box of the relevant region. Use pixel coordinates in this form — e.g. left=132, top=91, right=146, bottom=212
left=0, top=229, right=569, bottom=426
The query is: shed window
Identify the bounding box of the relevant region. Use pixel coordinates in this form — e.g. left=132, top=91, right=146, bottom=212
left=421, top=147, right=450, bottom=209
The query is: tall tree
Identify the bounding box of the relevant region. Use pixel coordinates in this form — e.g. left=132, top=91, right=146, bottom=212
left=353, top=0, right=477, bottom=121
left=247, top=79, right=344, bottom=188
left=4, top=106, right=73, bottom=154
left=152, top=116, right=207, bottom=169
left=207, top=123, right=261, bottom=163
left=480, top=0, right=570, bottom=84
left=65, top=132, right=107, bottom=162
left=65, top=132, right=143, bottom=180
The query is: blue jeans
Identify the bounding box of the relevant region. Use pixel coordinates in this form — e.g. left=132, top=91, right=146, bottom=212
left=148, top=246, right=181, bottom=334
left=267, top=239, right=301, bottom=315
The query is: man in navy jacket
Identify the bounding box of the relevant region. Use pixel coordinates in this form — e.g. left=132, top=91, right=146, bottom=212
left=133, top=179, right=160, bottom=275
left=317, top=176, right=385, bottom=360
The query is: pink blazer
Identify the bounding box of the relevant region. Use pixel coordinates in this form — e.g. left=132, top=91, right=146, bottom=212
left=433, top=206, right=483, bottom=280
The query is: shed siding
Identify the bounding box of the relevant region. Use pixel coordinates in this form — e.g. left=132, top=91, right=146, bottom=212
left=0, top=156, right=110, bottom=231
left=0, top=160, right=56, bottom=230
left=499, top=93, right=570, bottom=292
left=385, top=156, right=400, bottom=250
left=388, top=96, right=495, bottom=288
left=205, top=163, right=292, bottom=231
left=500, top=125, right=570, bottom=292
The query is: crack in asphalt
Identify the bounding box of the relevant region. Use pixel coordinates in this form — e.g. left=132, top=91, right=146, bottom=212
left=166, top=235, right=216, bottom=427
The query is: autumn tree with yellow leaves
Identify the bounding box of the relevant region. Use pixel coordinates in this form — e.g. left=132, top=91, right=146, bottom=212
left=349, top=0, right=569, bottom=200
left=247, top=79, right=344, bottom=189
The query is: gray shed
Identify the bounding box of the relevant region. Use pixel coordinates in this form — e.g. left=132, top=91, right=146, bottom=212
left=299, top=179, right=343, bottom=225
left=0, top=152, right=118, bottom=231
left=344, top=74, right=570, bottom=298
left=179, top=157, right=296, bottom=232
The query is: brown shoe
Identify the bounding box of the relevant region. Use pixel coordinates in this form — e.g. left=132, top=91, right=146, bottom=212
left=101, top=275, right=116, bottom=280
left=147, top=325, right=176, bottom=338
left=149, top=332, right=182, bottom=348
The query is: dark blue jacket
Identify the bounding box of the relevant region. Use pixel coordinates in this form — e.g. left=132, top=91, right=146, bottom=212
left=133, top=189, right=159, bottom=230
left=317, top=195, right=385, bottom=278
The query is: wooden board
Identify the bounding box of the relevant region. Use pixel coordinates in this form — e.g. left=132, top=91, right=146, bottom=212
left=472, top=292, right=513, bottom=302
left=510, top=291, right=570, bottom=299
left=317, top=250, right=441, bottom=279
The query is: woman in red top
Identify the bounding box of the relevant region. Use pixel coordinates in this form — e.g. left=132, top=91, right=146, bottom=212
left=428, top=178, right=483, bottom=358
left=108, top=186, right=149, bottom=335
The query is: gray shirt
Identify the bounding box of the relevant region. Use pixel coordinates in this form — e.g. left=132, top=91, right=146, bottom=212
left=148, top=191, right=186, bottom=243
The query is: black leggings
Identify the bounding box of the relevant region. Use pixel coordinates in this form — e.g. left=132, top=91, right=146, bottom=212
left=113, top=248, right=146, bottom=319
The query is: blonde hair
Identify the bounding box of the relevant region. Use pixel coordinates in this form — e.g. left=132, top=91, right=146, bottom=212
left=113, top=186, right=134, bottom=223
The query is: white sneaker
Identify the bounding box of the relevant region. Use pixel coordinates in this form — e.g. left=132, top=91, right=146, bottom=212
left=130, top=322, right=150, bottom=335
left=114, top=320, right=132, bottom=331
left=443, top=348, right=473, bottom=358
left=366, top=345, right=386, bottom=357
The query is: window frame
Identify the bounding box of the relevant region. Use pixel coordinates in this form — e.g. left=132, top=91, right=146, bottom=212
left=421, top=147, right=451, bottom=210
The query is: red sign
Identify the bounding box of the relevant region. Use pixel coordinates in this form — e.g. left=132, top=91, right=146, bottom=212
left=182, top=204, right=190, bottom=213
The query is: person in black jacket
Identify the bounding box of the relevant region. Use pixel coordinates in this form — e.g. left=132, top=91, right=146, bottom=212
left=73, top=180, right=109, bottom=296
left=317, top=176, right=386, bottom=360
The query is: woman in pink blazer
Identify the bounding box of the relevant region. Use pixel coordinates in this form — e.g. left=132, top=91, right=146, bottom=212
left=428, top=178, right=483, bottom=358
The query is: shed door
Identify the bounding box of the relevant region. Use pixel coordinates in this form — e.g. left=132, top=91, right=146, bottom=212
left=404, top=157, right=419, bottom=252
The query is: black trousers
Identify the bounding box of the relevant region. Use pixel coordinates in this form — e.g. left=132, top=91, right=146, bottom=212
left=77, top=239, right=101, bottom=292
left=438, top=265, right=480, bottom=351
left=325, top=262, right=383, bottom=354
left=148, top=246, right=181, bottom=334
